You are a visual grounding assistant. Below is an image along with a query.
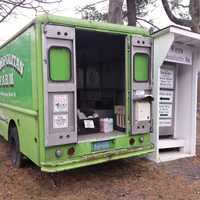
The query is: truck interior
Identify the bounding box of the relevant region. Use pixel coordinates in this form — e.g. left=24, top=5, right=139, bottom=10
left=75, top=29, right=126, bottom=139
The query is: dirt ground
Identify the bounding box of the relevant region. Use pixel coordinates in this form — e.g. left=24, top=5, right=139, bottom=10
left=1, top=126, right=200, bottom=200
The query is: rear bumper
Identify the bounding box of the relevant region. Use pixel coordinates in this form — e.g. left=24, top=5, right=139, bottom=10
left=41, top=144, right=154, bottom=172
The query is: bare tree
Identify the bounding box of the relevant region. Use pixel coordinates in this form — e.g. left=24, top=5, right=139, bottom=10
left=161, top=0, right=200, bottom=33
left=0, top=0, right=62, bottom=23
left=77, top=0, right=157, bottom=30
left=126, top=0, right=136, bottom=26
left=190, top=0, right=200, bottom=32
left=108, top=0, right=124, bottom=24
left=108, top=0, right=157, bottom=27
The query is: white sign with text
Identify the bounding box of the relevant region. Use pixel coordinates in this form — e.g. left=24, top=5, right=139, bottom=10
left=160, top=69, right=174, bottom=89
left=159, top=104, right=173, bottom=118
left=165, top=43, right=193, bottom=65
left=160, top=90, right=174, bottom=103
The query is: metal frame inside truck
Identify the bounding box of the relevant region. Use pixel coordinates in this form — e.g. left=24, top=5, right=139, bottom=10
left=0, top=15, right=154, bottom=172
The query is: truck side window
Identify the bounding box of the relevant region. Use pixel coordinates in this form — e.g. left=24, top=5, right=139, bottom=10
left=49, top=47, right=71, bottom=81
left=134, top=53, right=149, bottom=82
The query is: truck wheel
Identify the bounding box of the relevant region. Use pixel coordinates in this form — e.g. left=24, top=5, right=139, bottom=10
left=9, top=127, right=23, bottom=168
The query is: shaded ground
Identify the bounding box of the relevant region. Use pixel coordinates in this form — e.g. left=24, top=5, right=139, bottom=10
left=1, top=130, right=200, bottom=199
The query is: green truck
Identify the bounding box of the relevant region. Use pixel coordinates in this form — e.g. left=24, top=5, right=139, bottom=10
left=0, top=15, right=154, bottom=172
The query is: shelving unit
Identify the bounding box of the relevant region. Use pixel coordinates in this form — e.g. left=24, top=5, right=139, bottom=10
left=148, top=26, right=200, bottom=162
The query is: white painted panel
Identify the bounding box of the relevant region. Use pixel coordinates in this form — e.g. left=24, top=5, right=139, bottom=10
left=159, top=139, right=185, bottom=149
left=159, top=119, right=172, bottom=127
left=175, top=65, right=193, bottom=152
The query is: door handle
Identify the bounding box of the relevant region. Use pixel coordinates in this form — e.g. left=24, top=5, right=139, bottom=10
left=132, top=95, right=154, bottom=102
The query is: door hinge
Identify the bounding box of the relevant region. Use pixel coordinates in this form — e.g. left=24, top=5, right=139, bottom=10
left=128, top=89, right=131, bottom=96
left=126, top=37, right=131, bottom=51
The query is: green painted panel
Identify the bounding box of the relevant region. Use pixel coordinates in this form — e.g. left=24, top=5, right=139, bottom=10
left=0, top=28, right=33, bottom=109
left=0, top=106, right=40, bottom=165
left=0, top=26, right=40, bottom=166
left=49, top=47, right=71, bottom=81
left=45, top=133, right=152, bottom=163
left=134, top=53, right=149, bottom=82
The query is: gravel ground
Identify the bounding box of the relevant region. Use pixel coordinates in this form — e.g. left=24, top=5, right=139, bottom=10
left=1, top=129, right=200, bottom=200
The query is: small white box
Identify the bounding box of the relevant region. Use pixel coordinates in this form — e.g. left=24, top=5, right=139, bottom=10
left=135, top=102, right=151, bottom=121
left=114, top=105, right=125, bottom=128
left=100, top=118, right=113, bottom=133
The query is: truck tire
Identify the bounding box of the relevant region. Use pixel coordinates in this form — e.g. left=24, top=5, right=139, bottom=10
left=9, top=127, right=23, bottom=168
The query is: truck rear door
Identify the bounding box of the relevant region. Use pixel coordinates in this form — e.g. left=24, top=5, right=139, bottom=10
left=131, top=36, right=153, bottom=134
left=43, top=25, right=77, bottom=147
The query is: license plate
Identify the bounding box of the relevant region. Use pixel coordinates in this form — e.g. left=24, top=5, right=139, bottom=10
left=93, top=141, right=110, bottom=152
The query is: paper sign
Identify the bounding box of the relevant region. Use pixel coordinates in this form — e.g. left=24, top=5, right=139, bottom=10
left=159, top=119, right=172, bottom=127
left=53, top=94, right=68, bottom=113
left=160, top=69, right=174, bottom=89
left=84, top=120, right=95, bottom=128
left=53, top=114, right=68, bottom=129
left=135, top=102, right=151, bottom=121
left=165, top=43, right=192, bottom=65
left=159, top=104, right=172, bottom=118
left=160, top=90, right=174, bottom=103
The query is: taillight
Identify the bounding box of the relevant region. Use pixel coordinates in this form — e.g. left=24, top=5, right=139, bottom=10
left=67, top=147, right=75, bottom=156
left=129, top=138, right=135, bottom=145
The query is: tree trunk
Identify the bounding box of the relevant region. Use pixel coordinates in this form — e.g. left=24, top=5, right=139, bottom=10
left=108, top=0, right=124, bottom=24
left=190, top=0, right=200, bottom=32
left=126, top=0, right=136, bottom=26
left=162, top=0, right=200, bottom=33
left=161, top=0, right=192, bottom=28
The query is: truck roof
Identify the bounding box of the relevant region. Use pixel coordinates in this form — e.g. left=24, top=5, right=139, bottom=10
left=0, top=14, right=149, bottom=49
left=35, top=15, right=149, bottom=36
